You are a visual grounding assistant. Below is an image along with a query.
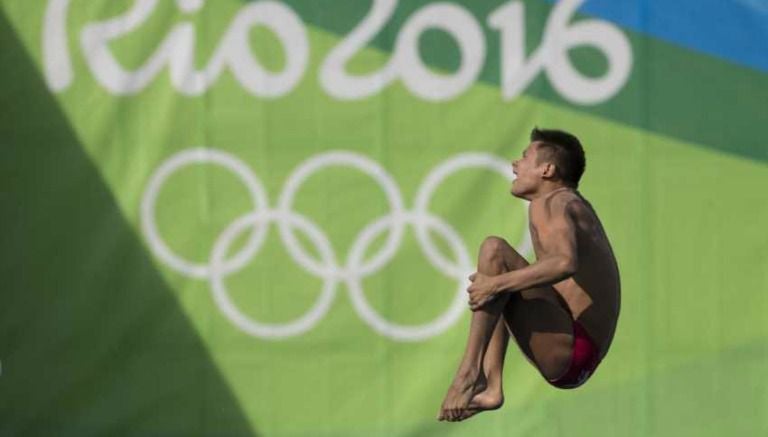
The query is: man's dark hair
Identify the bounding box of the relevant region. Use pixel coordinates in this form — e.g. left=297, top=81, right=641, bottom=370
left=530, top=127, right=586, bottom=188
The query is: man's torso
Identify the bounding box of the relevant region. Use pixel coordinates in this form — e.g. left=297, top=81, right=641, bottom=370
left=529, top=189, right=621, bottom=359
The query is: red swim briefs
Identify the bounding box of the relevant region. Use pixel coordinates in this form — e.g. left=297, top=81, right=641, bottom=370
left=548, top=320, right=601, bottom=389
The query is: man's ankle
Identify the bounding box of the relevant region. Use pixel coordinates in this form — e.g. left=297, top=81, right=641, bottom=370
left=459, top=360, right=485, bottom=377
left=482, top=372, right=503, bottom=389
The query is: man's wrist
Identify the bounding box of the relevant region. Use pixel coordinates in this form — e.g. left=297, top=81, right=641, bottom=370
left=492, top=274, right=506, bottom=295
left=494, top=271, right=516, bottom=295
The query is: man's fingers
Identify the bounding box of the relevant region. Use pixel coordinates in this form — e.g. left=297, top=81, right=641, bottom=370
left=468, top=298, right=478, bottom=311
left=468, top=272, right=477, bottom=282
left=469, top=296, right=486, bottom=311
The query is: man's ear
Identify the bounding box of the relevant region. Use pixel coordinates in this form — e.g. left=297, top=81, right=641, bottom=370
left=542, top=162, right=557, bottom=179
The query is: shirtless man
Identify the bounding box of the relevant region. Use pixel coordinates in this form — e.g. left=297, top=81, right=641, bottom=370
left=438, top=128, right=621, bottom=422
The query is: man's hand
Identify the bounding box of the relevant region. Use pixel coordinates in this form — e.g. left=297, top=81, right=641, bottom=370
left=467, top=272, right=501, bottom=311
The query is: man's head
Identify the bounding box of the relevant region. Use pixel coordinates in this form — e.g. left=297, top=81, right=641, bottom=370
left=511, top=128, right=586, bottom=199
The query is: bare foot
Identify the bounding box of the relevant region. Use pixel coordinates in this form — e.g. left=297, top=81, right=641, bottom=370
left=455, top=387, right=504, bottom=421
left=437, top=371, right=487, bottom=422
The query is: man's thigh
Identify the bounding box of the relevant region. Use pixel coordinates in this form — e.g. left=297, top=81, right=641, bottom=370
left=504, top=290, right=574, bottom=376
left=494, top=239, right=575, bottom=379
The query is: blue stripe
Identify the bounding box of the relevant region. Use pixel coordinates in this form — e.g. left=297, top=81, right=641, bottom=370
left=548, top=0, right=768, bottom=72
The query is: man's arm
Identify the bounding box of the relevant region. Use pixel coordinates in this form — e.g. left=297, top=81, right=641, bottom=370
left=468, top=196, right=578, bottom=310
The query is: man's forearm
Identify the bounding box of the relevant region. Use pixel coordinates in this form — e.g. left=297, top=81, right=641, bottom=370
left=495, top=256, right=575, bottom=294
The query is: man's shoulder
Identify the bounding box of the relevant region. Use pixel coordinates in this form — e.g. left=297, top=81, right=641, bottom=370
left=532, top=189, right=582, bottom=218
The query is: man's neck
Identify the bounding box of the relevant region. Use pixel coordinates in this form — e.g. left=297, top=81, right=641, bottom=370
left=529, top=183, right=574, bottom=201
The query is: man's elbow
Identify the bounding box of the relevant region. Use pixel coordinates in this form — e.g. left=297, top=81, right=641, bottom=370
left=556, top=256, right=577, bottom=278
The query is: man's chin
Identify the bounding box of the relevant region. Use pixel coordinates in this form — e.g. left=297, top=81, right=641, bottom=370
left=510, top=185, right=530, bottom=199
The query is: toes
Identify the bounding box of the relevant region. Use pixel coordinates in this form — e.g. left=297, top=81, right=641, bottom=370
left=457, top=409, right=472, bottom=422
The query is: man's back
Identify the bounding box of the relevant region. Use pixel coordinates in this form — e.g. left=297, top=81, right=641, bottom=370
left=529, top=189, right=621, bottom=359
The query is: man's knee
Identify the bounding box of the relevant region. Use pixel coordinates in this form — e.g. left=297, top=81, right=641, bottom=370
left=480, top=236, right=507, bottom=253
left=479, top=236, right=527, bottom=270
left=479, top=236, right=508, bottom=264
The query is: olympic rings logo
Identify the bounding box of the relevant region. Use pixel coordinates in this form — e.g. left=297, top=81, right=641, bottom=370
left=140, top=149, right=531, bottom=341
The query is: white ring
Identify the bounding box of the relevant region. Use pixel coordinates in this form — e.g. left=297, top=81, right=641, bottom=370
left=209, top=210, right=338, bottom=338
left=143, top=148, right=531, bottom=341
left=276, top=151, right=406, bottom=278
left=413, top=153, right=532, bottom=271
left=140, top=148, right=269, bottom=278
left=345, top=213, right=471, bottom=341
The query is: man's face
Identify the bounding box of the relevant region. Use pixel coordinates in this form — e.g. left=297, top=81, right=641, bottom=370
left=510, top=142, right=548, bottom=198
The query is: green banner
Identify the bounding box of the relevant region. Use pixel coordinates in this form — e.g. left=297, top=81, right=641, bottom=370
left=1, top=0, right=766, bottom=435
